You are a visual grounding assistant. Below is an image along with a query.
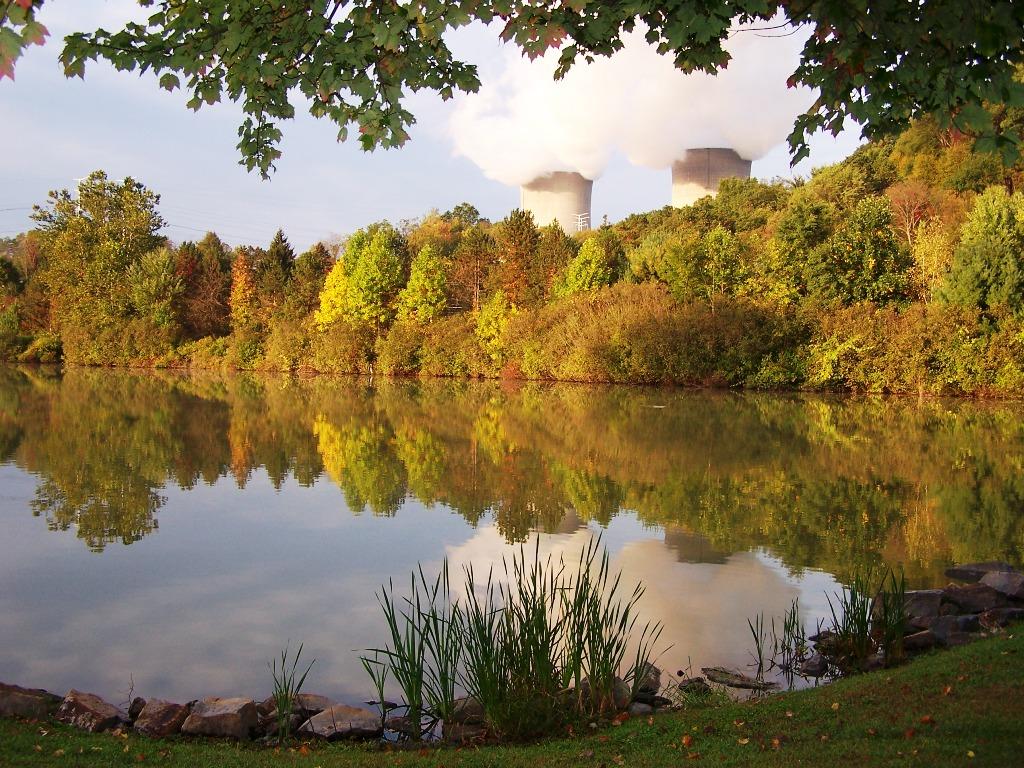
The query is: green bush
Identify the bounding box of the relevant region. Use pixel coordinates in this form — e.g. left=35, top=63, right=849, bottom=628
left=308, top=321, right=374, bottom=374
left=375, top=321, right=426, bottom=375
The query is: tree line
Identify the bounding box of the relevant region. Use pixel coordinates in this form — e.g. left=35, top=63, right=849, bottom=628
left=2, top=116, right=1024, bottom=394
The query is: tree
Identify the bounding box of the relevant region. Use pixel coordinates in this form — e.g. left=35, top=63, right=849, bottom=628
left=448, top=224, right=496, bottom=311
left=126, top=246, right=184, bottom=333
left=8, top=2, right=1020, bottom=173
left=314, top=223, right=407, bottom=330
left=397, top=245, right=448, bottom=323
left=31, top=170, right=167, bottom=362
left=488, top=209, right=539, bottom=306
left=286, top=242, right=333, bottom=317
left=807, top=196, right=911, bottom=305
left=175, top=235, right=232, bottom=338
left=552, top=230, right=623, bottom=298
left=534, top=223, right=579, bottom=301
left=940, top=187, right=1024, bottom=313
left=229, top=248, right=259, bottom=335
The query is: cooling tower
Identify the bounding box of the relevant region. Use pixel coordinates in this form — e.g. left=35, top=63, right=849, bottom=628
left=520, top=171, right=593, bottom=233
left=671, top=148, right=751, bottom=207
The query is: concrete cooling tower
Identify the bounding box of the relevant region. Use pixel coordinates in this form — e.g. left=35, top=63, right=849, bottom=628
left=671, top=148, right=751, bottom=207
left=520, top=171, right=593, bottom=232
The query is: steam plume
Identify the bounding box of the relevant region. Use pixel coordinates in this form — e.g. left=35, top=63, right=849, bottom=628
left=449, top=21, right=815, bottom=186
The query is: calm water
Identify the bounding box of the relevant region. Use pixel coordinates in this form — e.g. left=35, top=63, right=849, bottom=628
left=1, top=366, right=1022, bottom=706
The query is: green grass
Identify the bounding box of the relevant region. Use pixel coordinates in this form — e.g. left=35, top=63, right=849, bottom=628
left=3, top=629, right=1023, bottom=767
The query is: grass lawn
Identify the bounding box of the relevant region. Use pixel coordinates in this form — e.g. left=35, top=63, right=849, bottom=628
left=3, top=629, right=1023, bottom=767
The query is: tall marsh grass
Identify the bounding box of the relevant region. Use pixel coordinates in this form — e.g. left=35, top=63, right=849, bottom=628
left=363, top=538, right=662, bottom=741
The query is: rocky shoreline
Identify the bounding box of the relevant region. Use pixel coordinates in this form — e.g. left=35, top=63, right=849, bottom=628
left=2, top=561, right=1022, bottom=746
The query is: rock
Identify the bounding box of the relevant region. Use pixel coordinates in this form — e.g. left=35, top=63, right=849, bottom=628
left=799, top=653, right=827, bottom=678
left=945, top=562, right=1016, bottom=583
left=134, top=699, right=189, bottom=738
left=181, top=697, right=257, bottom=740
left=980, top=606, right=1024, bottom=628
left=576, top=678, right=632, bottom=710
left=956, top=614, right=981, bottom=633
left=701, top=667, right=778, bottom=691
left=631, top=692, right=672, bottom=708
left=903, top=630, right=938, bottom=652
left=981, top=571, right=1024, bottom=601
left=0, top=683, right=57, bottom=720
left=293, top=693, right=333, bottom=719
left=450, top=696, right=485, bottom=725
left=903, top=590, right=944, bottom=622
left=443, top=722, right=486, bottom=743
left=628, top=702, right=653, bottom=716
left=928, top=615, right=962, bottom=644
left=635, top=663, right=661, bottom=695
left=256, top=696, right=276, bottom=718
left=942, top=583, right=1004, bottom=614
left=678, top=677, right=711, bottom=696
left=260, top=712, right=303, bottom=739
left=55, top=690, right=124, bottom=733
left=299, top=704, right=382, bottom=741
left=385, top=715, right=418, bottom=737
left=128, top=697, right=147, bottom=723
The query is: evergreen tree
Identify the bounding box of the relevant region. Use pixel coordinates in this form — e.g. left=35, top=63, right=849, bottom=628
left=449, top=224, right=496, bottom=311
left=397, top=245, right=448, bottom=323
left=287, top=242, right=333, bottom=317
left=534, top=223, right=579, bottom=302
left=940, top=187, right=1024, bottom=313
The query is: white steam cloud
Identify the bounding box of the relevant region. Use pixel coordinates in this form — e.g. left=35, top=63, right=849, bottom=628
left=449, top=21, right=816, bottom=186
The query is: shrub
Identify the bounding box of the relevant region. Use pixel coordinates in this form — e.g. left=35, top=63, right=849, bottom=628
left=376, top=322, right=426, bottom=375
left=17, top=333, right=62, bottom=364
left=308, top=321, right=374, bottom=374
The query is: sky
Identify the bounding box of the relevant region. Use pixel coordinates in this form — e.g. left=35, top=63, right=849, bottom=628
left=0, top=1, right=864, bottom=252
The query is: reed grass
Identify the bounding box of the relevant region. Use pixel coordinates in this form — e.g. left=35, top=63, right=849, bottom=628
left=268, top=642, right=314, bottom=745
left=364, top=537, right=663, bottom=742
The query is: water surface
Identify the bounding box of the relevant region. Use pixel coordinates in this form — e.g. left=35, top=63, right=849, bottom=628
left=1, top=367, right=1021, bottom=706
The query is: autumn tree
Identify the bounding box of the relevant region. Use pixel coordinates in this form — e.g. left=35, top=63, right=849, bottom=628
left=488, top=209, right=539, bottom=306
left=175, top=232, right=232, bottom=338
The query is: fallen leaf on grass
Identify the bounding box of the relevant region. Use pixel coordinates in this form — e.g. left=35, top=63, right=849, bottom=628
left=904, top=728, right=916, bottom=739
left=612, top=754, right=625, bottom=765
left=737, top=738, right=749, bottom=745
left=831, top=702, right=840, bottom=711
left=733, top=720, right=745, bottom=727
left=682, top=734, right=693, bottom=748
left=867, top=728, right=877, bottom=736
left=299, top=745, right=310, bottom=756
left=53, top=749, right=64, bottom=757
left=819, top=734, right=829, bottom=742
left=771, top=738, right=781, bottom=750
left=33, top=745, right=41, bottom=752
left=920, top=715, right=935, bottom=726
left=686, top=752, right=701, bottom=760
left=943, top=686, right=953, bottom=696
left=967, top=750, right=975, bottom=758
left=785, top=711, right=794, bottom=718
left=579, top=749, right=595, bottom=759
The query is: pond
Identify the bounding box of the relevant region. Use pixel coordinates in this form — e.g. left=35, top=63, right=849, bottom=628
left=0, top=366, right=1022, bottom=708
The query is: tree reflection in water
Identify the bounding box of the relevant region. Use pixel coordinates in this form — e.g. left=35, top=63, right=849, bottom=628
left=2, top=365, right=1022, bottom=583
